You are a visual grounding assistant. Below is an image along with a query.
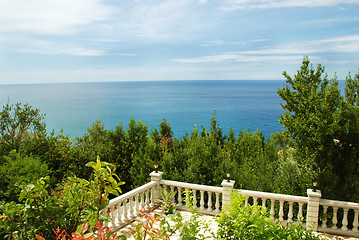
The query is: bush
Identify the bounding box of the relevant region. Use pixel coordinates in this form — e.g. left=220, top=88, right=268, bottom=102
left=0, top=151, right=50, bottom=202
left=216, top=191, right=320, bottom=240
left=0, top=157, right=124, bottom=240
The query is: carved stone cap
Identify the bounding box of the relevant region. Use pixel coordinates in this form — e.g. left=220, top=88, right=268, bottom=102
left=307, top=189, right=322, bottom=198
left=149, top=171, right=163, bottom=180
left=221, top=180, right=235, bottom=188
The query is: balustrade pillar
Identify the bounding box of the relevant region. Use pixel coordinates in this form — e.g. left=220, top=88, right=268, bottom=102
left=149, top=171, right=163, bottom=206
left=222, top=179, right=235, bottom=207
left=306, top=189, right=322, bottom=231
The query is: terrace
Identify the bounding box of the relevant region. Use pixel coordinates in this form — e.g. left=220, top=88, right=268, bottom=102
left=103, top=171, right=359, bottom=239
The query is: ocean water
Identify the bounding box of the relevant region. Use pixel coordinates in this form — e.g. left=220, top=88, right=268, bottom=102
left=0, top=80, right=287, bottom=139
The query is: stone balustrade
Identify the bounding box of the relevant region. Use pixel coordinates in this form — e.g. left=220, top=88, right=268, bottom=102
left=104, top=171, right=359, bottom=237
left=103, top=180, right=157, bottom=231
left=160, top=179, right=223, bottom=215
left=318, top=198, right=359, bottom=237
left=238, top=189, right=309, bottom=226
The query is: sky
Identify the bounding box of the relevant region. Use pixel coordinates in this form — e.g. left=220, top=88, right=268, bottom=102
left=0, top=0, right=359, bottom=84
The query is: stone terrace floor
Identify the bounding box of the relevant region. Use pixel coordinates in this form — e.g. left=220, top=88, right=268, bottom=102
left=116, top=209, right=359, bottom=240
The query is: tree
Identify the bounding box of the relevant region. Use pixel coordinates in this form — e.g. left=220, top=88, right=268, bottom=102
left=0, top=103, right=46, bottom=154
left=277, top=57, right=359, bottom=201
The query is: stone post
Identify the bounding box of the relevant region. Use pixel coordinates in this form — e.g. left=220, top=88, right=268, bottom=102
left=149, top=171, right=163, bottom=206
left=221, top=180, right=235, bottom=207
left=306, top=189, right=322, bottom=231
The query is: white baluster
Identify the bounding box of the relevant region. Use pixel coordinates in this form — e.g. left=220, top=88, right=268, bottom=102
left=215, top=192, right=220, bottom=213
left=122, top=200, right=129, bottom=222
left=177, top=187, right=182, bottom=206
left=288, top=202, right=294, bottom=222
left=117, top=203, right=123, bottom=224
left=279, top=200, right=284, bottom=222
left=353, top=209, right=359, bottom=232
left=145, top=190, right=150, bottom=209
left=298, top=203, right=303, bottom=224
left=128, top=197, right=134, bottom=219
left=150, top=187, right=155, bottom=207
left=200, top=190, right=205, bottom=210
left=342, top=208, right=349, bottom=231
left=245, top=197, right=248, bottom=207
left=253, top=197, right=258, bottom=206
left=322, top=206, right=328, bottom=228
left=208, top=192, right=213, bottom=211
left=262, top=198, right=267, bottom=208
left=140, top=192, right=144, bottom=209
left=332, top=207, right=338, bottom=230
left=134, top=194, right=139, bottom=216
left=270, top=199, right=275, bottom=218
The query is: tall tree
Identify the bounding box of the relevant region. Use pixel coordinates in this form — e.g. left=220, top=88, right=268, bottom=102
left=277, top=57, right=359, bottom=201
left=0, top=103, right=46, bottom=154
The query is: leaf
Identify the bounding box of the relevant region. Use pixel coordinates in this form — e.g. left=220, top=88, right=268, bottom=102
left=83, top=233, right=96, bottom=240
left=81, top=222, right=89, bottom=234
left=35, top=234, right=46, bottom=240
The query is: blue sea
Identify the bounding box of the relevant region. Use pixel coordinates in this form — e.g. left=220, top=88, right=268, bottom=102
left=0, top=80, right=287, bottom=139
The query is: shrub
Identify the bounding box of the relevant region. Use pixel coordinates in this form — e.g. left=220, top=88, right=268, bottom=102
left=0, top=157, right=124, bottom=239
left=0, top=151, right=50, bottom=202
left=216, top=191, right=320, bottom=240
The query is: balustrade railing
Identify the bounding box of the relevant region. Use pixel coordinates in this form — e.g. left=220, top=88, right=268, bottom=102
left=105, top=171, right=359, bottom=237
left=238, top=189, right=308, bottom=226
left=103, top=181, right=157, bottom=231
left=160, top=180, right=223, bottom=215
left=318, top=198, right=359, bottom=237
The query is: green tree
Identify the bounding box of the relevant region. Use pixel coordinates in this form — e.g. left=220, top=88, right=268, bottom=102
left=70, top=121, right=113, bottom=179
left=277, top=57, right=359, bottom=201
left=0, top=103, right=46, bottom=154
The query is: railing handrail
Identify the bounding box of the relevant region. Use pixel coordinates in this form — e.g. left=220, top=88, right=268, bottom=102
left=320, top=198, right=359, bottom=209
left=105, top=174, right=359, bottom=238
left=160, top=179, right=222, bottom=193
left=237, top=189, right=308, bottom=204
left=107, top=181, right=157, bottom=208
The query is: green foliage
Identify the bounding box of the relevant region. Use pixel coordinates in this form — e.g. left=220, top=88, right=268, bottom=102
left=216, top=191, right=320, bottom=240
left=0, top=151, right=50, bottom=202
left=0, top=158, right=124, bottom=239
left=159, top=190, right=213, bottom=240
left=278, top=57, right=359, bottom=201
left=0, top=103, right=46, bottom=154
left=129, top=209, right=171, bottom=240
left=21, top=130, right=73, bottom=185
left=160, top=188, right=177, bottom=215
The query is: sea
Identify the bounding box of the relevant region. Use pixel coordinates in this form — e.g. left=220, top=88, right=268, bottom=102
left=0, top=80, right=288, bottom=139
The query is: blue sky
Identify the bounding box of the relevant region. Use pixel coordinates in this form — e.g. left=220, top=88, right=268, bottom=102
left=0, top=0, right=359, bottom=84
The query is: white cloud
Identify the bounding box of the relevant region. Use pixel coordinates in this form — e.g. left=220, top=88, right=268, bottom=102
left=117, top=0, right=213, bottom=41
left=219, top=0, right=359, bottom=10
left=0, top=0, right=114, bottom=35
left=174, top=54, right=303, bottom=64
left=68, top=48, right=106, bottom=56
left=174, top=35, right=359, bottom=64
left=200, top=39, right=269, bottom=47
